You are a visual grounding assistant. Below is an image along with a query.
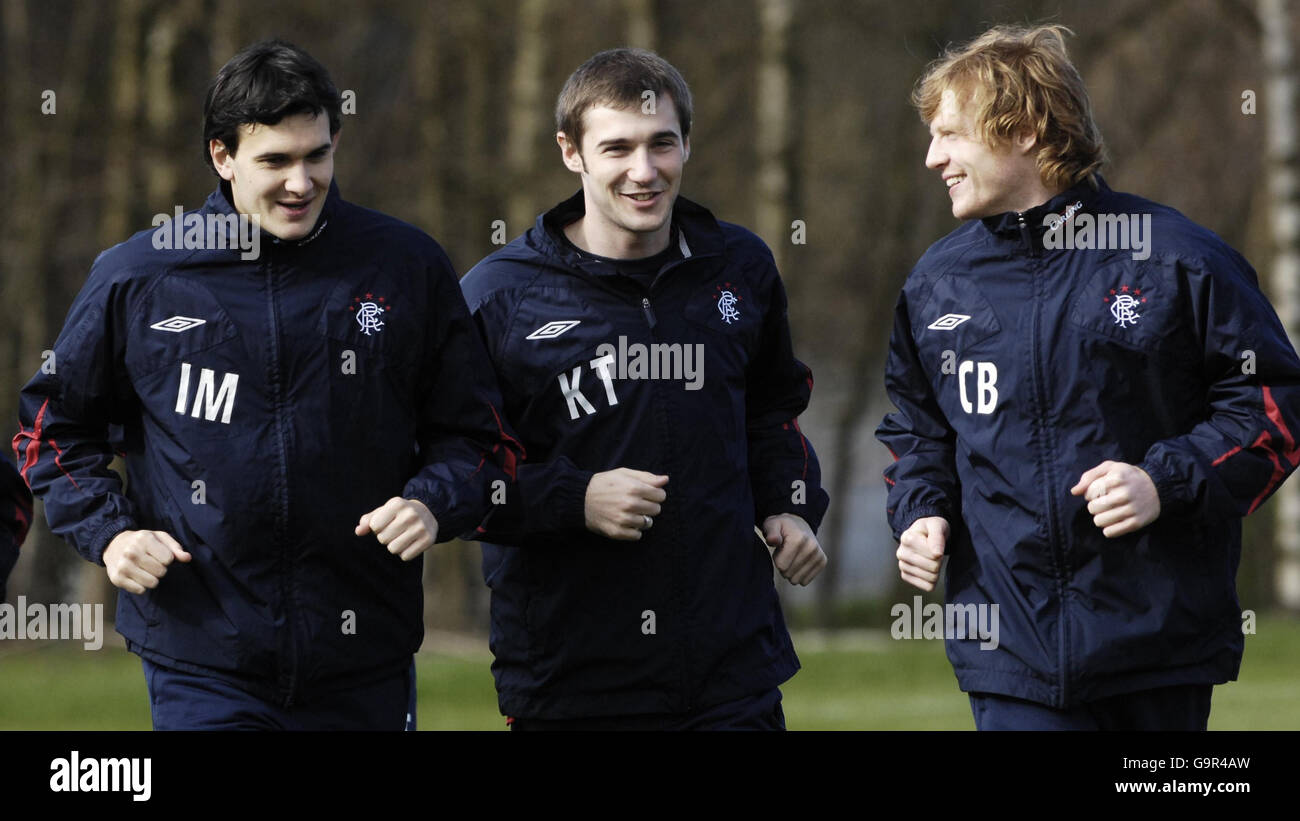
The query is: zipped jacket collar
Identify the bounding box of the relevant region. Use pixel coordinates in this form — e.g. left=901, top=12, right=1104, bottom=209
left=981, top=174, right=1110, bottom=252
left=204, top=178, right=341, bottom=248
left=532, top=189, right=725, bottom=277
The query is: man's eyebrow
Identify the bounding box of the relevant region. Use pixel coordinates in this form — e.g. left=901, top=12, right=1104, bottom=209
left=252, top=142, right=333, bottom=161
left=594, top=130, right=681, bottom=149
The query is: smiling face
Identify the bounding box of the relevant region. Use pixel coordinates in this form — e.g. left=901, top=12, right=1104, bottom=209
left=925, top=88, right=1051, bottom=220
left=557, top=94, right=690, bottom=259
left=210, top=111, right=337, bottom=241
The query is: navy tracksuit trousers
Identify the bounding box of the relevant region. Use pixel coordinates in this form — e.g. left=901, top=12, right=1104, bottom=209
left=143, top=658, right=417, bottom=731
left=969, top=684, right=1213, bottom=731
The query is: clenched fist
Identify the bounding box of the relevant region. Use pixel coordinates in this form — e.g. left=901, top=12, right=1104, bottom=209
left=356, top=497, right=439, bottom=561
left=104, top=530, right=192, bottom=595
left=584, top=468, right=668, bottom=541
left=762, top=513, right=826, bottom=586
left=1070, top=460, right=1161, bottom=538
left=897, top=516, right=948, bottom=592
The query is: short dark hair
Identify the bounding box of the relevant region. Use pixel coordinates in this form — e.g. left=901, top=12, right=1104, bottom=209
left=201, top=39, right=342, bottom=174
left=555, top=48, right=693, bottom=152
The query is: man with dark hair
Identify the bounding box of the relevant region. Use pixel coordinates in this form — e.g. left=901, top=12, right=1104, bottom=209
left=461, top=48, right=829, bottom=730
left=877, top=24, right=1300, bottom=730
left=14, top=39, right=519, bottom=730
left=0, top=461, right=33, bottom=602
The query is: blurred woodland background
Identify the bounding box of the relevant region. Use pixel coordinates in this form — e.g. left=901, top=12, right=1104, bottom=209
left=2, top=0, right=1298, bottom=642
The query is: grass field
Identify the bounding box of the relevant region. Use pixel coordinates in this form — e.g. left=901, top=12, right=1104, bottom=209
left=1, top=617, right=1296, bottom=730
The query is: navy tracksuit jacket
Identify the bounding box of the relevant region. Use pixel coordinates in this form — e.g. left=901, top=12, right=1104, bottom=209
left=878, top=177, right=1300, bottom=708
left=462, top=192, right=830, bottom=719
left=14, top=181, right=520, bottom=707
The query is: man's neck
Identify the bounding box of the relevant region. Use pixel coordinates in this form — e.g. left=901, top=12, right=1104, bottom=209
left=1009, top=180, right=1067, bottom=215
left=563, top=216, right=672, bottom=260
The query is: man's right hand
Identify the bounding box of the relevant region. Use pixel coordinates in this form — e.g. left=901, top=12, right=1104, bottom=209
left=584, top=468, right=669, bottom=541
left=103, top=530, right=192, bottom=594
left=897, top=516, right=949, bottom=591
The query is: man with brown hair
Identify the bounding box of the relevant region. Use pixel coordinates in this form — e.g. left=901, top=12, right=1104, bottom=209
left=462, top=48, right=829, bottom=729
left=877, top=25, right=1300, bottom=729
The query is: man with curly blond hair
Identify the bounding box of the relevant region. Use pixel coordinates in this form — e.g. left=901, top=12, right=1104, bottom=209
left=877, top=25, right=1300, bottom=730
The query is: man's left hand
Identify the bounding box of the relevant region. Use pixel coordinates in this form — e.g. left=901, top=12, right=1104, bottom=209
left=356, top=498, right=439, bottom=561
left=761, top=513, right=827, bottom=586
left=1070, top=461, right=1161, bottom=538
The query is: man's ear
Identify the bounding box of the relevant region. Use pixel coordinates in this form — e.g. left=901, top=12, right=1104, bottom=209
left=210, top=139, right=235, bottom=181
left=1012, top=129, right=1038, bottom=156
left=557, top=131, right=585, bottom=174
left=682, top=136, right=690, bottom=164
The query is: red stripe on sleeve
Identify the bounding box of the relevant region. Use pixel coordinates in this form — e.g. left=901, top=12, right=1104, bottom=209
left=1263, top=386, right=1300, bottom=466
left=12, top=398, right=50, bottom=483
left=1212, top=446, right=1242, bottom=466
left=46, top=439, right=82, bottom=491
left=486, top=402, right=523, bottom=481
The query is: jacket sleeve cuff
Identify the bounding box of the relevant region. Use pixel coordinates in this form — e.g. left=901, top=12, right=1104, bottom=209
left=1138, top=458, right=1184, bottom=519
left=552, top=468, right=594, bottom=531
left=89, top=517, right=138, bottom=567
left=755, top=487, right=830, bottom=534
left=891, top=504, right=952, bottom=541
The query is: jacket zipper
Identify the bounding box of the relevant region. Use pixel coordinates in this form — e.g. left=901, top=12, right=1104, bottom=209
left=567, top=247, right=715, bottom=711
left=1020, top=211, right=1069, bottom=705
left=1018, top=212, right=1039, bottom=258
left=639, top=284, right=690, bottom=711
left=264, top=246, right=299, bottom=707
left=641, top=296, right=657, bottom=328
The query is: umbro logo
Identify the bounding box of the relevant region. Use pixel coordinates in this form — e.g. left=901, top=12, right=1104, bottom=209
left=526, top=320, right=581, bottom=340
left=927, top=314, right=971, bottom=331
left=150, top=316, right=207, bottom=333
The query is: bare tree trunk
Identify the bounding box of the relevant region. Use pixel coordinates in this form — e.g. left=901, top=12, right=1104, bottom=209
left=1261, top=0, right=1300, bottom=610
left=411, top=3, right=444, bottom=236
left=1, top=0, right=43, bottom=417
left=625, top=0, right=655, bottom=50
left=208, top=0, right=239, bottom=74
left=462, top=1, right=492, bottom=259
left=506, top=0, right=547, bottom=238
left=755, top=0, right=793, bottom=271
left=144, top=0, right=201, bottom=210
left=101, top=0, right=145, bottom=249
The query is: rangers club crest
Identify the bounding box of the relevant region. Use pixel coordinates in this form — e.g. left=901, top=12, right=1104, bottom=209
left=349, top=293, right=390, bottom=335
left=713, top=283, right=742, bottom=325
left=1102, top=285, right=1145, bottom=328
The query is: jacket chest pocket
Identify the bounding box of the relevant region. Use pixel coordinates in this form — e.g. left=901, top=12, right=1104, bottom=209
left=316, top=276, right=423, bottom=432
left=911, top=273, right=1006, bottom=421
left=500, top=294, right=626, bottom=427
left=680, top=279, right=760, bottom=386
left=125, top=276, right=245, bottom=441
left=913, top=273, right=1004, bottom=366
left=1068, top=259, right=1192, bottom=353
